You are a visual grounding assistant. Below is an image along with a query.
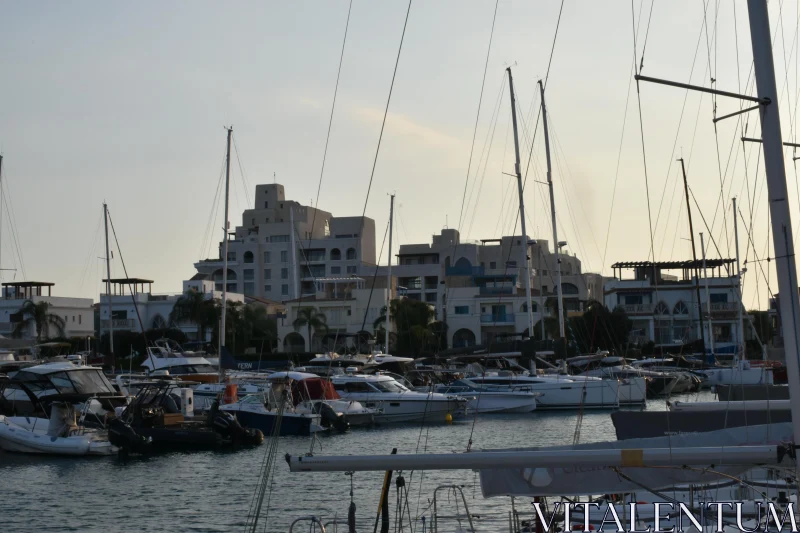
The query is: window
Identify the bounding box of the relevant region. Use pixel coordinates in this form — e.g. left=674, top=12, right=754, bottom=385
left=264, top=284, right=272, bottom=292
left=264, top=251, right=271, bottom=263
left=489, top=261, right=497, bottom=269
left=330, top=248, right=341, bottom=261
left=673, top=301, right=689, bottom=315
left=79, top=315, right=81, bottom=325
left=281, top=268, right=289, bottom=279
left=264, top=201, right=268, bottom=208
left=270, top=235, right=290, bottom=243
left=251, top=218, right=255, bottom=226
left=72, top=316, right=75, bottom=322
left=653, top=302, right=670, bottom=316
left=243, top=282, right=255, bottom=295
left=243, top=251, right=254, bottom=264
left=455, top=306, right=469, bottom=315
left=371, top=380, right=409, bottom=393
left=623, top=294, right=643, bottom=305
left=542, top=270, right=548, bottom=276
left=425, top=292, right=437, bottom=303
left=330, top=266, right=341, bottom=274
left=281, top=250, right=288, bottom=263
left=264, top=268, right=271, bottom=280
left=346, top=265, right=357, bottom=274
left=227, top=251, right=236, bottom=262
left=710, top=293, right=728, bottom=304
left=506, top=261, right=517, bottom=268
left=346, top=248, right=356, bottom=260
left=282, top=284, right=289, bottom=296
left=243, top=269, right=254, bottom=280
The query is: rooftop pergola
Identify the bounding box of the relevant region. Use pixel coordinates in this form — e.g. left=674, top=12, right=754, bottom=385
left=102, top=278, right=154, bottom=295
left=2, top=281, right=55, bottom=299
left=610, top=259, right=735, bottom=281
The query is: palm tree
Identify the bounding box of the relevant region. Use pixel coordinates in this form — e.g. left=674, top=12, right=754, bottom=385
left=293, top=307, right=327, bottom=350
left=169, top=290, right=216, bottom=342
left=12, top=300, right=65, bottom=341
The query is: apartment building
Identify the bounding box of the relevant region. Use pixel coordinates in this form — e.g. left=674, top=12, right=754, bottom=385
left=194, top=183, right=376, bottom=303
left=0, top=281, right=94, bottom=340
left=604, top=259, right=746, bottom=348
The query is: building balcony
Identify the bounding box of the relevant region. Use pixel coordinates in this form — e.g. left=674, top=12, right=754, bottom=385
left=100, top=319, right=139, bottom=329
left=480, top=313, right=516, bottom=324
left=617, top=304, right=654, bottom=315
left=479, top=287, right=514, bottom=296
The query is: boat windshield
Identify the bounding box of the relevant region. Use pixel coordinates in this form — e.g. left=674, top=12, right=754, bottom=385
left=15, top=369, right=116, bottom=395
left=371, top=380, right=408, bottom=393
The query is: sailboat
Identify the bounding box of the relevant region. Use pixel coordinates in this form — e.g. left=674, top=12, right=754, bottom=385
left=285, top=2, right=800, bottom=527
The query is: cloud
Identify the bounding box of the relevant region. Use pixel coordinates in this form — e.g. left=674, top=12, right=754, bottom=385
left=354, top=106, right=461, bottom=147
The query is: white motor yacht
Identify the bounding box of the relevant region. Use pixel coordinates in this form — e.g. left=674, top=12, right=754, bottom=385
left=140, top=339, right=218, bottom=384
left=331, top=374, right=467, bottom=423
left=468, top=373, right=620, bottom=409
left=429, top=378, right=539, bottom=413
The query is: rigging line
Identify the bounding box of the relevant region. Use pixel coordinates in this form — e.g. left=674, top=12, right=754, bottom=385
left=357, top=0, right=412, bottom=236
left=200, top=154, right=228, bottom=260
left=688, top=187, right=726, bottom=261
left=306, top=0, right=353, bottom=254
left=455, top=0, right=499, bottom=234
left=231, top=133, right=253, bottom=210
left=632, top=36, right=657, bottom=268
left=738, top=207, right=778, bottom=302
left=357, top=221, right=390, bottom=334
left=78, top=213, right=104, bottom=292
left=463, top=75, right=507, bottom=231
left=1, top=180, right=25, bottom=280
left=602, top=61, right=634, bottom=272
left=637, top=0, right=655, bottom=72
left=520, top=0, right=565, bottom=188
left=649, top=9, right=708, bottom=240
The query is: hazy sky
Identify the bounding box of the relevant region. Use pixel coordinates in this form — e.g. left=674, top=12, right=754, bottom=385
left=1, top=1, right=799, bottom=311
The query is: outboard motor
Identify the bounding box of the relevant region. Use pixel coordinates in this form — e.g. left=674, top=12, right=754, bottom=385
left=211, top=408, right=264, bottom=447
left=313, top=402, right=349, bottom=432
left=107, top=418, right=152, bottom=456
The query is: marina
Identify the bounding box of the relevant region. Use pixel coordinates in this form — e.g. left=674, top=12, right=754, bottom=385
left=2, top=0, right=800, bottom=531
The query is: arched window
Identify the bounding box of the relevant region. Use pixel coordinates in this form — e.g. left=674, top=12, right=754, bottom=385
left=454, top=257, right=472, bottom=269
left=653, top=301, right=670, bottom=316
left=673, top=301, right=689, bottom=315
left=346, top=248, right=356, bottom=260
left=560, top=283, right=579, bottom=295
left=151, top=315, right=167, bottom=329
left=212, top=268, right=238, bottom=292
left=452, top=328, right=476, bottom=348
left=521, top=303, right=538, bottom=313
left=330, top=248, right=341, bottom=261
left=243, top=251, right=254, bottom=264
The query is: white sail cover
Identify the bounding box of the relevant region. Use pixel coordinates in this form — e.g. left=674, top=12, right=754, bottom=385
left=479, top=423, right=794, bottom=497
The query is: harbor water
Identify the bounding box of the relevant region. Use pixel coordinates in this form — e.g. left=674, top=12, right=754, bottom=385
left=0, top=393, right=711, bottom=533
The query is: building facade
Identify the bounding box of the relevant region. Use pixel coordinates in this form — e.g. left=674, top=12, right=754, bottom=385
left=194, top=183, right=376, bottom=303
left=98, top=277, right=247, bottom=342
left=0, top=281, right=94, bottom=340
left=603, top=260, right=747, bottom=348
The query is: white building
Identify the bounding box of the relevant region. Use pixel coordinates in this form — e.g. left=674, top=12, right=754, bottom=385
left=98, top=277, right=247, bottom=342
left=375, top=229, right=606, bottom=348
left=194, top=183, right=376, bottom=303
left=277, top=277, right=390, bottom=352
left=0, top=281, right=94, bottom=340
left=604, top=260, right=746, bottom=348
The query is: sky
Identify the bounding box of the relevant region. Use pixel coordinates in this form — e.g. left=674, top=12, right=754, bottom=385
left=1, top=1, right=799, bottom=311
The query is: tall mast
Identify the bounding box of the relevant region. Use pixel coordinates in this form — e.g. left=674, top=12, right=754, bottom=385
left=538, top=245, right=545, bottom=340
left=700, top=232, right=715, bottom=362
left=290, top=205, right=299, bottom=300
left=0, top=155, right=3, bottom=284
left=539, top=80, right=565, bottom=339
left=733, top=197, right=746, bottom=363
left=220, top=126, right=232, bottom=381
left=103, top=202, right=114, bottom=370
left=678, top=158, right=706, bottom=350
left=747, top=0, right=800, bottom=452
left=507, top=68, right=536, bottom=352
left=385, top=194, right=395, bottom=353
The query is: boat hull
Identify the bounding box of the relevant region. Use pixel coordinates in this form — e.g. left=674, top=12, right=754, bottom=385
left=466, top=393, right=537, bottom=413
left=225, top=409, right=323, bottom=436
left=0, top=416, right=115, bottom=456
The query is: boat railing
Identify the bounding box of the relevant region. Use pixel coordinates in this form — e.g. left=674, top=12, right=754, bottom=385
left=288, top=516, right=326, bottom=532
left=428, top=484, right=476, bottom=533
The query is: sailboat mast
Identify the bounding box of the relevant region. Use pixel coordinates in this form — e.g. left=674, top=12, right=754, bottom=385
left=220, top=126, right=232, bottom=380
left=506, top=68, right=536, bottom=348
left=747, top=0, right=800, bottom=450
left=103, top=202, right=114, bottom=369
left=0, top=155, right=3, bottom=284
left=733, top=197, right=746, bottom=363
left=539, top=80, right=565, bottom=339
left=678, top=158, right=706, bottom=351
left=385, top=194, right=395, bottom=353
left=699, top=232, right=715, bottom=361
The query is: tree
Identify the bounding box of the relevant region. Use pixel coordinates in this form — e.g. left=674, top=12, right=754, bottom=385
left=373, top=298, right=435, bottom=356
left=12, top=300, right=65, bottom=342
left=293, top=307, right=328, bottom=350
left=169, top=290, right=217, bottom=342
